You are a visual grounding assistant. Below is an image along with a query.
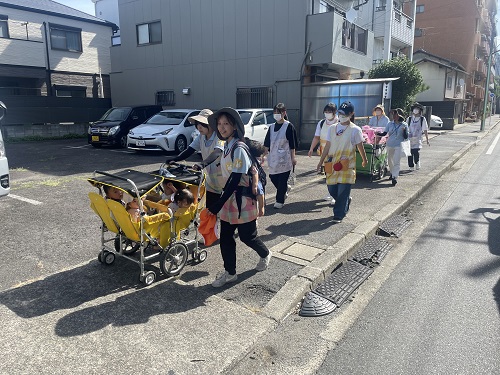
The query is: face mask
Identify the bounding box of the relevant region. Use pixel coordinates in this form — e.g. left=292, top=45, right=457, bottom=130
left=413, top=109, right=420, bottom=115
left=338, top=114, right=349, bottom=123
left=324, top=113, right=334, bottom=121
left=273, top=113, right=282, bottom=121
left=375, top=110, right=382, bottom=116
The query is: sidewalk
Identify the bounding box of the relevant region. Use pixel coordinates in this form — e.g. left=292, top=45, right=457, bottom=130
left=1, top=117, right=499, bottom=375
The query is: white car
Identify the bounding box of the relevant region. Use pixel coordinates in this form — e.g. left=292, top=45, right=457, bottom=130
left=430, top=114, right=443, bottom=128
left=127, top=109, right=200, bottom=153
left=237, top=108, right=274, bottom=144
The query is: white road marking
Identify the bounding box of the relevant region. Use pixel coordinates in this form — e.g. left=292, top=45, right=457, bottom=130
left=486, top=131, right=500, bottom=155
left=8, top=194, right=43, bottom=205
left=64, top=145, right=91, bottom=149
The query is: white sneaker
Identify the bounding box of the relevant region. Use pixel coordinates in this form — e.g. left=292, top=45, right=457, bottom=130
left=324, top=195, right=333, bottom=201
left=416, top=162, right=420, bottom=170
left=211, top=271, right=237, bottom=288
left=255, top=251, right=272, bottom=271
left=274, top=202, right=284, bottom=209
left=330, top=198, right=336, bottom=206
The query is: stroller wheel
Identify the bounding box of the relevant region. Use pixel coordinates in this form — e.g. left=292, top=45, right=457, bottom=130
left=196, top=250, right=208, bottom=263
left=160, top=242, right=188, bottom=276
left=114, top=236, right=140, bottom=255
left=102, top=251, right=115, bottom=265
left=140, top=271, right=156, bottom=286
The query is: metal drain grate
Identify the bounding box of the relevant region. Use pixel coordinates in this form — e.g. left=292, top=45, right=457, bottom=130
left=351, top=236, right=393, bottom=266
left=378, top=215, right=412, bottom=237
left=314, top=261, right=373, bottom=307
left=299, top=291, right=337, bottom=317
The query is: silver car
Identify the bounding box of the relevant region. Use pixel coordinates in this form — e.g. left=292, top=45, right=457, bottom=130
left=127, top=109, right=200, bottom=153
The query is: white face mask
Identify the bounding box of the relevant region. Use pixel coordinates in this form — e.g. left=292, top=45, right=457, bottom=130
left=324, top=113, right=334, bottom=121
left=338, top=114, right=350, bottom=123
left=413, top=109, right=420, bottom=115
left=273, top=113, right=282, bottom=121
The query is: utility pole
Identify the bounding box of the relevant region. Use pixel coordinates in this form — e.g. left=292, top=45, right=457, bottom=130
left=480, top=43, right=499, bottom=131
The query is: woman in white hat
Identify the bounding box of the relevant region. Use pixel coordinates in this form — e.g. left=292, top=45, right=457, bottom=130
left=207, top=108, right=271, bottom=288
left=368, top=104, right=390, bottom=128
left=167, top=108, right=225, bottom=208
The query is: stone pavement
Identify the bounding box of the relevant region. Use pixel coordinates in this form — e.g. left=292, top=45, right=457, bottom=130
left=1, top=116, right=499, bottom=374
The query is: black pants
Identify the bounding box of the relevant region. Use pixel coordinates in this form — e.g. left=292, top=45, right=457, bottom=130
left=219, top=219, right=269, bottom=275
left=205, top=190, right=221, bottom=209
left=270, top=171, right=291, bottom=204
left=408, top=148, right=420, bottom=167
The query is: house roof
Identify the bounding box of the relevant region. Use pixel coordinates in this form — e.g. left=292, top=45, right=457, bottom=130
left=0, top=0, right=118, bottom=31
left=413, top=49, right=467, bottom=74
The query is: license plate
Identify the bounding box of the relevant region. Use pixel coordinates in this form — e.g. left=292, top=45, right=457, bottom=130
left=92, top=136, right=99, bottom=142
left=136, top=140, right=145, bottom=147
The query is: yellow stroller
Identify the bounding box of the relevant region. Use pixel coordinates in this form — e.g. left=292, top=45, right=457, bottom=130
left=88, top=166, right=206, bottom=285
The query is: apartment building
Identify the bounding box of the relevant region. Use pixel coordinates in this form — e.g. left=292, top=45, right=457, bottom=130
left=413, top=0, right=497, bottom=117
left=0, top=0, right=116, bottom=124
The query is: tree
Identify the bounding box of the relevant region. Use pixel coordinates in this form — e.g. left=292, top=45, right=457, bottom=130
left=368, top=57, right=426, bottom=112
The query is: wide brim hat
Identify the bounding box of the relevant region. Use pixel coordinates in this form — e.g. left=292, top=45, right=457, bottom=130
left=391, top=108, right=406, bottom=121
left=188, top=108, right=213, bottom=126
left=208, top=107, right=245, bottom=139
left=372, top=104, right=385, bottom=114
left=410, top=102, right=424, bottom=111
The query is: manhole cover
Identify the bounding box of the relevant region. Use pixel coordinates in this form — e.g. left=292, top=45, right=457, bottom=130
left=351, top=236, right=393, bottom=266
left=378, top=215, right=412, bottom=237
left=299, top=291, right=336, bottom=317
left=314, top=261, right=373, bottom=307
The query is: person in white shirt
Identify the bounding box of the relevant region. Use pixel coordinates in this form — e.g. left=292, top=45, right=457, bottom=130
left=406, top=102, right=430, bottom=170
left=308, top=102, right=339, bottom=206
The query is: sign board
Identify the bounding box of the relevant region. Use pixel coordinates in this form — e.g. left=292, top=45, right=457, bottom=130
left=489, top=92, right=495, bottom=98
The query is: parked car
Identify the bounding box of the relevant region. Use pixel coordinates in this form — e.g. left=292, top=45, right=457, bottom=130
left=127, top=109, right=200, bottom=153
left=430, top=114, right=444, bottom=128
left=88, top=105, right=163, bottom=148
left=0, top=101, right=9, bottom=197
left=237, top=108, right=274, bottom=144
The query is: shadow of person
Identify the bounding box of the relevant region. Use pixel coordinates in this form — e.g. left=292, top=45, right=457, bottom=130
left=468, top=207, right=500, bottom=315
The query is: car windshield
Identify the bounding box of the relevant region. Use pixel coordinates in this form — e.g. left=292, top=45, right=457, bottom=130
left=237, top=111, right=253, bottom=125
left=100, top=107, right=131, bottom=121
left=146, top=112, right=187, bottom=125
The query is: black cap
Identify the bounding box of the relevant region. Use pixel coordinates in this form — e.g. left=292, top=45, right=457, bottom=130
left=338, top=101, right=354, bottom=115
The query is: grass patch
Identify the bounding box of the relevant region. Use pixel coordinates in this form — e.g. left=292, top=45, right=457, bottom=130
left=13, top=177, right=74, bottom=189
left=11, top=167, right=28, bottom=172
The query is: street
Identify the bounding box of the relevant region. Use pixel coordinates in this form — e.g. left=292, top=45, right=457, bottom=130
left=0, top=120, right=499, bottom=374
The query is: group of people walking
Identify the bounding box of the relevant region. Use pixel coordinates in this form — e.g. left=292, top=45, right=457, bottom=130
left=168, top=100, right=429, bottom=287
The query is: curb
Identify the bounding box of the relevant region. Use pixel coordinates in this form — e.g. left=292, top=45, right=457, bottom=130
left=259, top=120, right=500, bottom=323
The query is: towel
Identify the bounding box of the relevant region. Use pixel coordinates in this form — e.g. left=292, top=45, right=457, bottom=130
left=198, top=208, right=218, bottom=246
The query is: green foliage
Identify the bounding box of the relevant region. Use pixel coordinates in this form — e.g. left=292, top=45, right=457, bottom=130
left=368, top=57, right=426, bottom=112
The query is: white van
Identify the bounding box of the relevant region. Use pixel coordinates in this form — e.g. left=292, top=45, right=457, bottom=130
left=0, top=101, right=10, bottom=197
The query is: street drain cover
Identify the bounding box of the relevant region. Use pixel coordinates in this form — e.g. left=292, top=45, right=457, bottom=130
left=314, top=261, right=373, bottom=307
left=378, top=215, right=412, bottom=237
left=299, top=291, right=336, bottom=317
left=351, top=236, right=393, bottom=266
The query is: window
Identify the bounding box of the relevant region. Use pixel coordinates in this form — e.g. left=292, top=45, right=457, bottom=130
left=0, top=15, right=8, bottom=38
left=416, top=5, right=424, bottom=13
left=54, top=85, right=86, bottom=97
left=447, top=76, right=453, bottom=90
left=414, top=28, right=423, bottom=37
left=156, top=90, right=175, bottom=106
left=49, top=24, right=82, bottom=52
left=376, top=0, right=386, bottom=11
left=137, top=21, right=162, bottom=45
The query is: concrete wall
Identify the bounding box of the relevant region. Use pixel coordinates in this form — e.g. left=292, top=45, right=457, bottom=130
left=110, top=0, right=308, bottom=111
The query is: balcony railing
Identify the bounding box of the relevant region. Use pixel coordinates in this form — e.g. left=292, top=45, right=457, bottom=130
left=342, top=20, right=368, bottom=54
left=391, top=9, right=413, bottom=45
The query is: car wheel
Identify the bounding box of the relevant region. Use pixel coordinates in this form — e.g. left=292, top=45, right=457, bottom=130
left=119, top=134, right=128, bottom=148
left=175, top=135, right=187, bottom=153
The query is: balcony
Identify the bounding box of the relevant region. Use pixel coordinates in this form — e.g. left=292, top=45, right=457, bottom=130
left=476, top=58, right=486, bottom=76
left=391, top=9, right=413, bottom=46
left=306, top=11, right=374, bottom=73
left=0, top=37, right=45, bottom=67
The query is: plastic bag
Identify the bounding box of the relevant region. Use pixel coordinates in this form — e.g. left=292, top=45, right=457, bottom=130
left=401, top=140, right=411, bottom=157
left=288, top=166, right=296, bottom=186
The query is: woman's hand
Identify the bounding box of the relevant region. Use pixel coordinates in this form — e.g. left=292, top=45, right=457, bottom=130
left=307, top=149, right=313, bottom=157
left=292, top=157, right=297, bottom=166
left=317, top=163, right=323, bottom=172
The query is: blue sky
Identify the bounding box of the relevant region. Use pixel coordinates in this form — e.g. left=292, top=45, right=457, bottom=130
left=55, top=0, right=95, bottom=16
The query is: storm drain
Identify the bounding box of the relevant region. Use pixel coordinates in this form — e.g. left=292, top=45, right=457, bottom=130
left=378, top=215, right=412, bottom=237
left=315, top=261, right=373, bottom=306
left=351, top=236, right=393, bottom=267
left=299, top=291, right=336, bottom=317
